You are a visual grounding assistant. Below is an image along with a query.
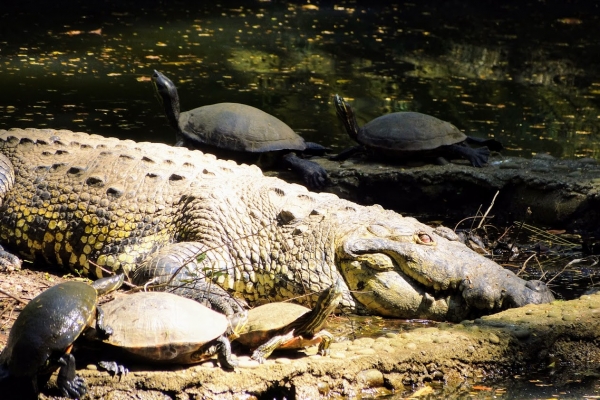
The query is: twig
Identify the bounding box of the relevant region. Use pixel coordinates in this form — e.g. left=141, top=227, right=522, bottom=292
left=504, top=207, right=531, bottom=264
left=546, top=255, right=599, bottom=286
left=454, top=215, right=490, bottom=232
left=477, top=190, right=499, bottom=229
left=0, top=288, right=28, bottom=305
left=516, top=254, right=537, bottom=277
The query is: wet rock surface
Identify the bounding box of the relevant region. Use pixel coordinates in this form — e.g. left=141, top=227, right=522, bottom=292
left=278, top=154, right=600, bottom=231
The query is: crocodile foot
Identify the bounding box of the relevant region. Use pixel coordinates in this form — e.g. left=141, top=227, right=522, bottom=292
left=0, top=246, right=22, bottom=272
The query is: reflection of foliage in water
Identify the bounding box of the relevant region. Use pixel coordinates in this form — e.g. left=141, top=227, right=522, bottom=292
left=0, top=1, right=598, bottom=159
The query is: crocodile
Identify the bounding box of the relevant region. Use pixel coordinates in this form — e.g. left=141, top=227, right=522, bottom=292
left=0, top=128, right=554, bottom=321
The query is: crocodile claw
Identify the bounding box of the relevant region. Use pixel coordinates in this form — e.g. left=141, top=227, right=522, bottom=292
left=0, top=246, right=21, bottom=272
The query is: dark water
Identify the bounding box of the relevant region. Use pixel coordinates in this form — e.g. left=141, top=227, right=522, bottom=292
left=1, top=1, right=600, bottom=398
left=1, top=0, right=599, bottom=160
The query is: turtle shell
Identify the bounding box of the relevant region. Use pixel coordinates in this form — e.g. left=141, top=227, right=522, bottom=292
left=100, top=291, right=229, bottom=364
left=178, top=103, right=307, bottom=153
left=358, top=111, right=467, bottom=153
left=0, top=281, right=98, bottom=377
left=236, top=302, right=310, bottom=348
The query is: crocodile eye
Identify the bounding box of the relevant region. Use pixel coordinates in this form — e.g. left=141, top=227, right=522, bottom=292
left=416, top=232, right=435, bottom=245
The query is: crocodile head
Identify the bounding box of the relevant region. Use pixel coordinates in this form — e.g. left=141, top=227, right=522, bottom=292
left=336, top=211, right=554, bottom=321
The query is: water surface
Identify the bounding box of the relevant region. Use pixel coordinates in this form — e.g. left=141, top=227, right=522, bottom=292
left=1, top=0, right=599, bottom=160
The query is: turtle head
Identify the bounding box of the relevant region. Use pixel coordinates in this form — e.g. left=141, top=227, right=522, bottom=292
left=293, top=278, right=344, bottom=335
left=152, top=70, right=182, bottom=133
left=226, top=309, right=249, bottom=340
left=311, top=278, right=344, bottom=322
left=333, top=94, right=360, bottom=142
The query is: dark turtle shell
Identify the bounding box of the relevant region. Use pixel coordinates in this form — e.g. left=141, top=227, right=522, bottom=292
left=100, top=291, right=230, bottom=364
left=178, top=102, right=307, bottom=153
left=0, top=281, right=97, bottom=377
left=358, top=111, right=467, bottom=153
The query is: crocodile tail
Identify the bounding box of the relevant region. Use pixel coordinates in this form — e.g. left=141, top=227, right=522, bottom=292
left=333, top=94, right=360, bottom=141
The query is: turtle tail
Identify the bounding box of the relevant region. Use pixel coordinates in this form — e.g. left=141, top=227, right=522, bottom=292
left=333, top=94, right=360, bottom=141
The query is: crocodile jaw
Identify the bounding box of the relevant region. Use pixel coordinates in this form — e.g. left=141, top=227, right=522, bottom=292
left=337, top=223, right=555, bottom=321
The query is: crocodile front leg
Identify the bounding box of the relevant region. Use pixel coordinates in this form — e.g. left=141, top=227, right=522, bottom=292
left=0, top=245, right=22, bottom=272
left=133, top=242, right=247, bottom=319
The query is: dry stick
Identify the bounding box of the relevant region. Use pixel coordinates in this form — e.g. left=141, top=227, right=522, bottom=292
left=546, top=255, right=599, bottom=286
left=477, top=190, right=500, bottom=229
left=517, top=253, right=537, bottom=277
left=504, top=207, right=532, bottom=265
left=0, top=288, right=27, bottom=305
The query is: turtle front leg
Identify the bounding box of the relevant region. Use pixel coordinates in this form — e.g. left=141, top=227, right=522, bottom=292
left=446, top=143, right=490, bottom=167
left=250, top=334, right=290, bottom=364
left=315, top=330, right=334, bottom=356
left=280, top=153, right=329, bottom=190
left=97, top=361, right=129, bottom=377
left=93, top=306, right=113, bottom=339
left=56, top=353, right=87, bottom=399
left=215, top=335, right=237, bottom=370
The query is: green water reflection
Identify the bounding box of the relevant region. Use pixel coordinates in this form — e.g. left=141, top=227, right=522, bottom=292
left=0, top=1, right=599, bottom=160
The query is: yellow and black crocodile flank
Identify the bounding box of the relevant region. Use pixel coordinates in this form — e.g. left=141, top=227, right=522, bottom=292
left=0, top=128, right=254, bottom=278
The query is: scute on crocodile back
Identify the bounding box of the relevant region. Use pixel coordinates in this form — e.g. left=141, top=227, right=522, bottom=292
left=0, top=128, right=262, bottom=276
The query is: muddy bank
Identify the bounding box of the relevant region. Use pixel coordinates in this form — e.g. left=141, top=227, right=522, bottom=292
left=274, top=154, right=600, bottom=231
left=27, top=283, right=600, bottom=399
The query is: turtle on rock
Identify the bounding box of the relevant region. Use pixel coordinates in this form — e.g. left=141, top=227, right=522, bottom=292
left=87, top=291, right=246, bottom=373
left=235, top=278, right=343, bottom=363
left=0, top=274, right=124, bottom=400
left=333, top=94, right=503, bottom=167
left=152, top=70, right=330, bottom=189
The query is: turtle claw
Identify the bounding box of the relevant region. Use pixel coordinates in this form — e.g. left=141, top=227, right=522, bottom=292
left=59, top=375, right=87, bottom=399
left=250, top=351, right=266, bottom=364
left=57, top=353, right=88, bottom=399
left=280, top=153, right=329, bottom=190
left=98, top=361, right=129, bottom=377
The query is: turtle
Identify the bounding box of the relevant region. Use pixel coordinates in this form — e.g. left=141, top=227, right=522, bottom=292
left=0, top=274, right=124, bottom=399
left=235, top=278, right=343, bottom=363
left=332, top=94, right=503, bottom=167
left=88, top=291, right=247, bottom=372
left=152, top=70, right=330, bottom=189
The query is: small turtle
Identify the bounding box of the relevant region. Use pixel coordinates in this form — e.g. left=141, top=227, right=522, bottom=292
left=236, top=279, right=343, bottom=363
left=152, top=70, right=330, bottom=189
left=90, top=291, right=247, bottom=371
left=333, top=94, right=503, bottom=167
left=0, top=274, right=124, bottom=399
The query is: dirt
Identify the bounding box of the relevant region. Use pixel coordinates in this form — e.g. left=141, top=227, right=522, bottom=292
left=2, top=265, right=600, bottom=399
